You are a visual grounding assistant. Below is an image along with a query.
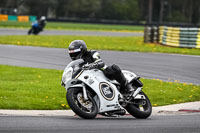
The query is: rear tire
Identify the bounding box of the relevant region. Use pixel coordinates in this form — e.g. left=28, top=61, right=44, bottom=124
left=125, top=91, right=152, bottom=119
left=66, top=87, right=98, bottom=119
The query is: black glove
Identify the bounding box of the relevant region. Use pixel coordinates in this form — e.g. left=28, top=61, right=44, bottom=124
left=83, top=63, right=97, bottom=70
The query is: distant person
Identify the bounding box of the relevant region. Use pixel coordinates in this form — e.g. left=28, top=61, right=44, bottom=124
left=28, top=16, right=47, bottom=35
left=38, top=16, right=47, bottom=31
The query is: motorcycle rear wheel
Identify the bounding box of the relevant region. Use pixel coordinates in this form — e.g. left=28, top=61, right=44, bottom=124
left=66, top=87, right=98, bottom=119
left=125, top=91, right=152, bottom=119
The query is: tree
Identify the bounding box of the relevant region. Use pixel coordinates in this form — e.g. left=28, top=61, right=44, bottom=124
left=1, top=0, right=200, bottom=25
left=148, top=0, right=153, bottom=23
left=58, top=0, right=101, bottom=19
left=97, top=0, right=140, bottom=21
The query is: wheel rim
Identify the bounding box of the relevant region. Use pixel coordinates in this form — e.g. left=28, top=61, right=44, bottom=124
left=136, top=99, right=149, bottom=112
left=72, top=91, right=95, bottom=113
left=132, top=93, right=151, bottom=112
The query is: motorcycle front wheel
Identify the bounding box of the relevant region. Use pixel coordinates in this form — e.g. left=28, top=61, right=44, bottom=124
left=28, top=28, right=33, bottom=35
left=125, top=91, right=152, bottom=119
left=66, top=87, right=98, bottom=119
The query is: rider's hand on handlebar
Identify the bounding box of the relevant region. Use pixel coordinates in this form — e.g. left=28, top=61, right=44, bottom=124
left=83, top=63, right=97, bottom=70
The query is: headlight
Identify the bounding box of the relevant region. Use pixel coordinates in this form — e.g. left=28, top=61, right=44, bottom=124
left=62, top=68, right=73, bottom=84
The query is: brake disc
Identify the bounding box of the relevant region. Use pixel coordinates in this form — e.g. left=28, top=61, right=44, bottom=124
left=77, top=93, right=93, bottom=110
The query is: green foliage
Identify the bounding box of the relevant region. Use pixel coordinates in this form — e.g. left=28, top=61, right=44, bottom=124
left=58, top=0, right=140, bottom=20
left=0, top=65, right=199, bottom=109
left=98, top=0, right=140, bottom=20
left=0, top=35, right=199, bottom=55
left=65, top=0, right=101, bottom=18
left=1, top=0, right=200, bottom=24
left=1, top=0, right=141, bottom=21
left=168, top=11, right=188, bottom=23
left=0, top=21, right=144, bottom=32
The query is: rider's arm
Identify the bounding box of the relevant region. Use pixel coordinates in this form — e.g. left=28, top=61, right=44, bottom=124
left=92, top=52, right=105, bottom=69
left=84, top=51, right=106, bottom=70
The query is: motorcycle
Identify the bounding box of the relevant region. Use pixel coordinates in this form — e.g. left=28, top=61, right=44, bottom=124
left=28, top=21, right=42, bottom=35
left=61, top=59, right=152, bottom=119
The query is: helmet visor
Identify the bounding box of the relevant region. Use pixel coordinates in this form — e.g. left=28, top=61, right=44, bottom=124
left=69, top=49, right=82, bottom=60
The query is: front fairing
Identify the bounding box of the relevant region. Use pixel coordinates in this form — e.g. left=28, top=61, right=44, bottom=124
left=77, top=69, right=123, bottom=112
left=64, top=59, right=84, bottom=70
left=62, top=59, right=85, bottom=85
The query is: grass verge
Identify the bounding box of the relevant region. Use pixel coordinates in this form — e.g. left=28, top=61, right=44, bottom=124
left=0, top=65, right=67, bottom=110
left=0, top=35, right=200, bottom=55
left=0, top=65, right=200, bottom=109
left=0, top=21, right=144, bottom=32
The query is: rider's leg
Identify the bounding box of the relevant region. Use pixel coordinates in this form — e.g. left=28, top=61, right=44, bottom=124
left=103, top=64, right=133, bottom=92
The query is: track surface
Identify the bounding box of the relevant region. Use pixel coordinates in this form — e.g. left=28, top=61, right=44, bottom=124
left=0, top=44, right=199, bottom=85
left=0, top=114, right=200, bottom=133
left=0, top=29, right=199, bottom=132
left=0, top=28, right=143, bottom=36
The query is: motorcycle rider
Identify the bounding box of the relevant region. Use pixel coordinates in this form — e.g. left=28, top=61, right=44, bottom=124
left=28, top=16, right=46, bottom=35
left=38, top=16, right=46, bottom=31
left=68, top=40, right=133, bottom=93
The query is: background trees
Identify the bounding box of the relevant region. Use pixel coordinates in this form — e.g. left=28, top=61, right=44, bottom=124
left=0, top=0, right=200, bottom=25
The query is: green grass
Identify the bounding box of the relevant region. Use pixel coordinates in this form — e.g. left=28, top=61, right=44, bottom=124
left=0, top=21, right=144, bottom=32
left=0, top=65, right=67, bottom=110
left=142, top=78, right=200, bottom=106
left=0, top=35, right=200, bottom=55
left=0, top=65, right=200, bottom=109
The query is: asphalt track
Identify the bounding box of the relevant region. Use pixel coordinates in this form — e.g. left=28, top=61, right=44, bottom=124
left=0, top=114, right=200, bottom=133
left=0, top=28, right=143, bottom=36
left=0, top=44, right=199, bottom=85
left=0, top=29, right=200, bottom=132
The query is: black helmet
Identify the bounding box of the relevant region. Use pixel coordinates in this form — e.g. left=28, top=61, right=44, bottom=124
left=68, top=40, right=87, bottom=60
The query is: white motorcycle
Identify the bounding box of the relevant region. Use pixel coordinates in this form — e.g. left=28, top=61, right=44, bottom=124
left=61, top=59, right=152, bottom=119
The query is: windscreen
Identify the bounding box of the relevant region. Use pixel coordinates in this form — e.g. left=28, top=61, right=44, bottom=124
left=66, top=59, right=85, bottom=70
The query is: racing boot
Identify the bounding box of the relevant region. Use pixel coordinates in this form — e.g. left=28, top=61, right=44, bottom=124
left=124, top=80, right=135, bottom=93
left=110, top=64, right=134, bottom=93
left=119, top=74, right=134, bottom=93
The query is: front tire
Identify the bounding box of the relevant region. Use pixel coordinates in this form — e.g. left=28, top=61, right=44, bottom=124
left=66, top=87, right=98, bottom=119
left=125, top=91, right=152, bottom=119
left=28, top=28, right=32, bottom=35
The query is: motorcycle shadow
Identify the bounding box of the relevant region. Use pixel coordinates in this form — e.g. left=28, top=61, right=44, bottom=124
left=69, top=114, right=153, bottom=120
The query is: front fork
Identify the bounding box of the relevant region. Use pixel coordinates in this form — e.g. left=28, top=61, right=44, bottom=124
left=66, top=83, right=89, bottom=101
left=82, top=83, right=88, bottom=101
